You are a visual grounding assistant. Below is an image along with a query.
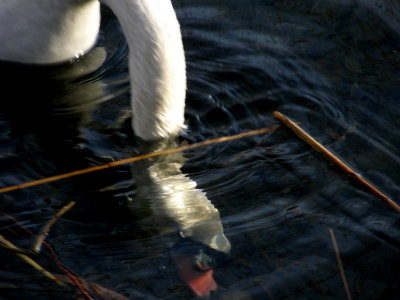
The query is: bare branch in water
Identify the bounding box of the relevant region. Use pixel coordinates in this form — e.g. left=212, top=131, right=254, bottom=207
left=274, top=111, right=400, bottom=212
left=328, top=229, right=352, bottom=300
left=0, top=209, right=94, bottom=298
left=33, top=201, right=75, bottom=253
left=0, top=235, right=65, bottom=287
left=0, top=126, right=278, bottom=194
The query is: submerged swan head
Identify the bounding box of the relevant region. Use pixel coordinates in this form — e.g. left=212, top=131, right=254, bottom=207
left=0, top=0, right=186, bottom=140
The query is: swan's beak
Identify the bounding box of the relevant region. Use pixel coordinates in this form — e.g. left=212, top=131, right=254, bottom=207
left=172, top=252, right=218, bottom=298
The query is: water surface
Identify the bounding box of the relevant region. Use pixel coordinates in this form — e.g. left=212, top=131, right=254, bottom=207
left=1, top=0, right=400, bottom=299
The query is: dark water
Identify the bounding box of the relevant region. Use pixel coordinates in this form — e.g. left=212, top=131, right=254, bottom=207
left=1, top=0, right=400, bottom=299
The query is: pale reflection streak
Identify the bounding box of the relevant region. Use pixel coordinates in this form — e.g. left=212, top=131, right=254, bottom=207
left=131, top=140, right=231, bottom=254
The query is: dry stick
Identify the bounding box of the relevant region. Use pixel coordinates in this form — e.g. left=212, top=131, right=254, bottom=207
left=0, top=235, right=93, bottom=299
left=0, top=126, right=278, bottom=194
left=41, top=242, right=95, bottom=300
left=33, top=201, right=76, bottom=253
left=273, top=111, right=400, bottom=213
left=0, top=242, right=36, bottom=255
left=0, top=235, right=65, bottom=287
left=0, top=211, right=94, bottom=299
left=0, top=202, right=76, bottom=255
left=328, top=229, right=353, bottom=300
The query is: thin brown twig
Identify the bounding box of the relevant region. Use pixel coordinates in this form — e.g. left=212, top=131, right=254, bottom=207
left=33, top=201, right=75, bottom=253
left=0, top=235, right=65, bottom=287
left=273, top=111, right=400, bottom=212
left=1, top=210, right=94, bottom=299
left=43, top=240, right=95, bottom=300
left=0, top=242, right=36, bottom=255
left=328, top=229, right=352, bottom=300
left=0, top=211, right=36, bottom=236
left=0, top=202, right=75, bottom=255
left=0, top=126, right=278, bottom=194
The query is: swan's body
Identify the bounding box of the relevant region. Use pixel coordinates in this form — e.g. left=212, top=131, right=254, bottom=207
left=0, top=0, right=186, bottom=140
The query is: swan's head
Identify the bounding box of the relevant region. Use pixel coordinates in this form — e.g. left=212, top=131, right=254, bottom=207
left=180, top=219, right=231, bottom=254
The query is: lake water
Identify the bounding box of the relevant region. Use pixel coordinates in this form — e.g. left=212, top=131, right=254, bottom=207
left=1, top=0, right=400, bottom=299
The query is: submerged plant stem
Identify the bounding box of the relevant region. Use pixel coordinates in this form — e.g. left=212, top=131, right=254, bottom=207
left=274, top=111, right=400, bottom=212
left=33, top=201, right=75, bottom=253
left=0, top=235, right=64, bottom=287
left=328, top=229, right=352, bottom=300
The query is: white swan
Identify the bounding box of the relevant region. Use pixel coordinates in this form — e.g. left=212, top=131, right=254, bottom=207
left=0, top=0, right=186, bottom=140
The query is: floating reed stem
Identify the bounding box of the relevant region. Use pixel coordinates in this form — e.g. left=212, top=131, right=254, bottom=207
left=328, top=229, right=352, bottom=300
left=0, top=235, right=64, bottom=287
left=0, top=126, right=278, bottom=194
left=274, top=111, right=400, bottom=212
left=1, top=210, right=95, bottom=299
left=33, top=201, right=75, bottom=253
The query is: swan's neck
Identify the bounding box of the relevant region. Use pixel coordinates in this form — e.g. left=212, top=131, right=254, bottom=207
left=104, top=0, right=186, bottom=140
left=0, top=0, right=100, bottom=64
left=0, top=0, right=186, bottom=140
